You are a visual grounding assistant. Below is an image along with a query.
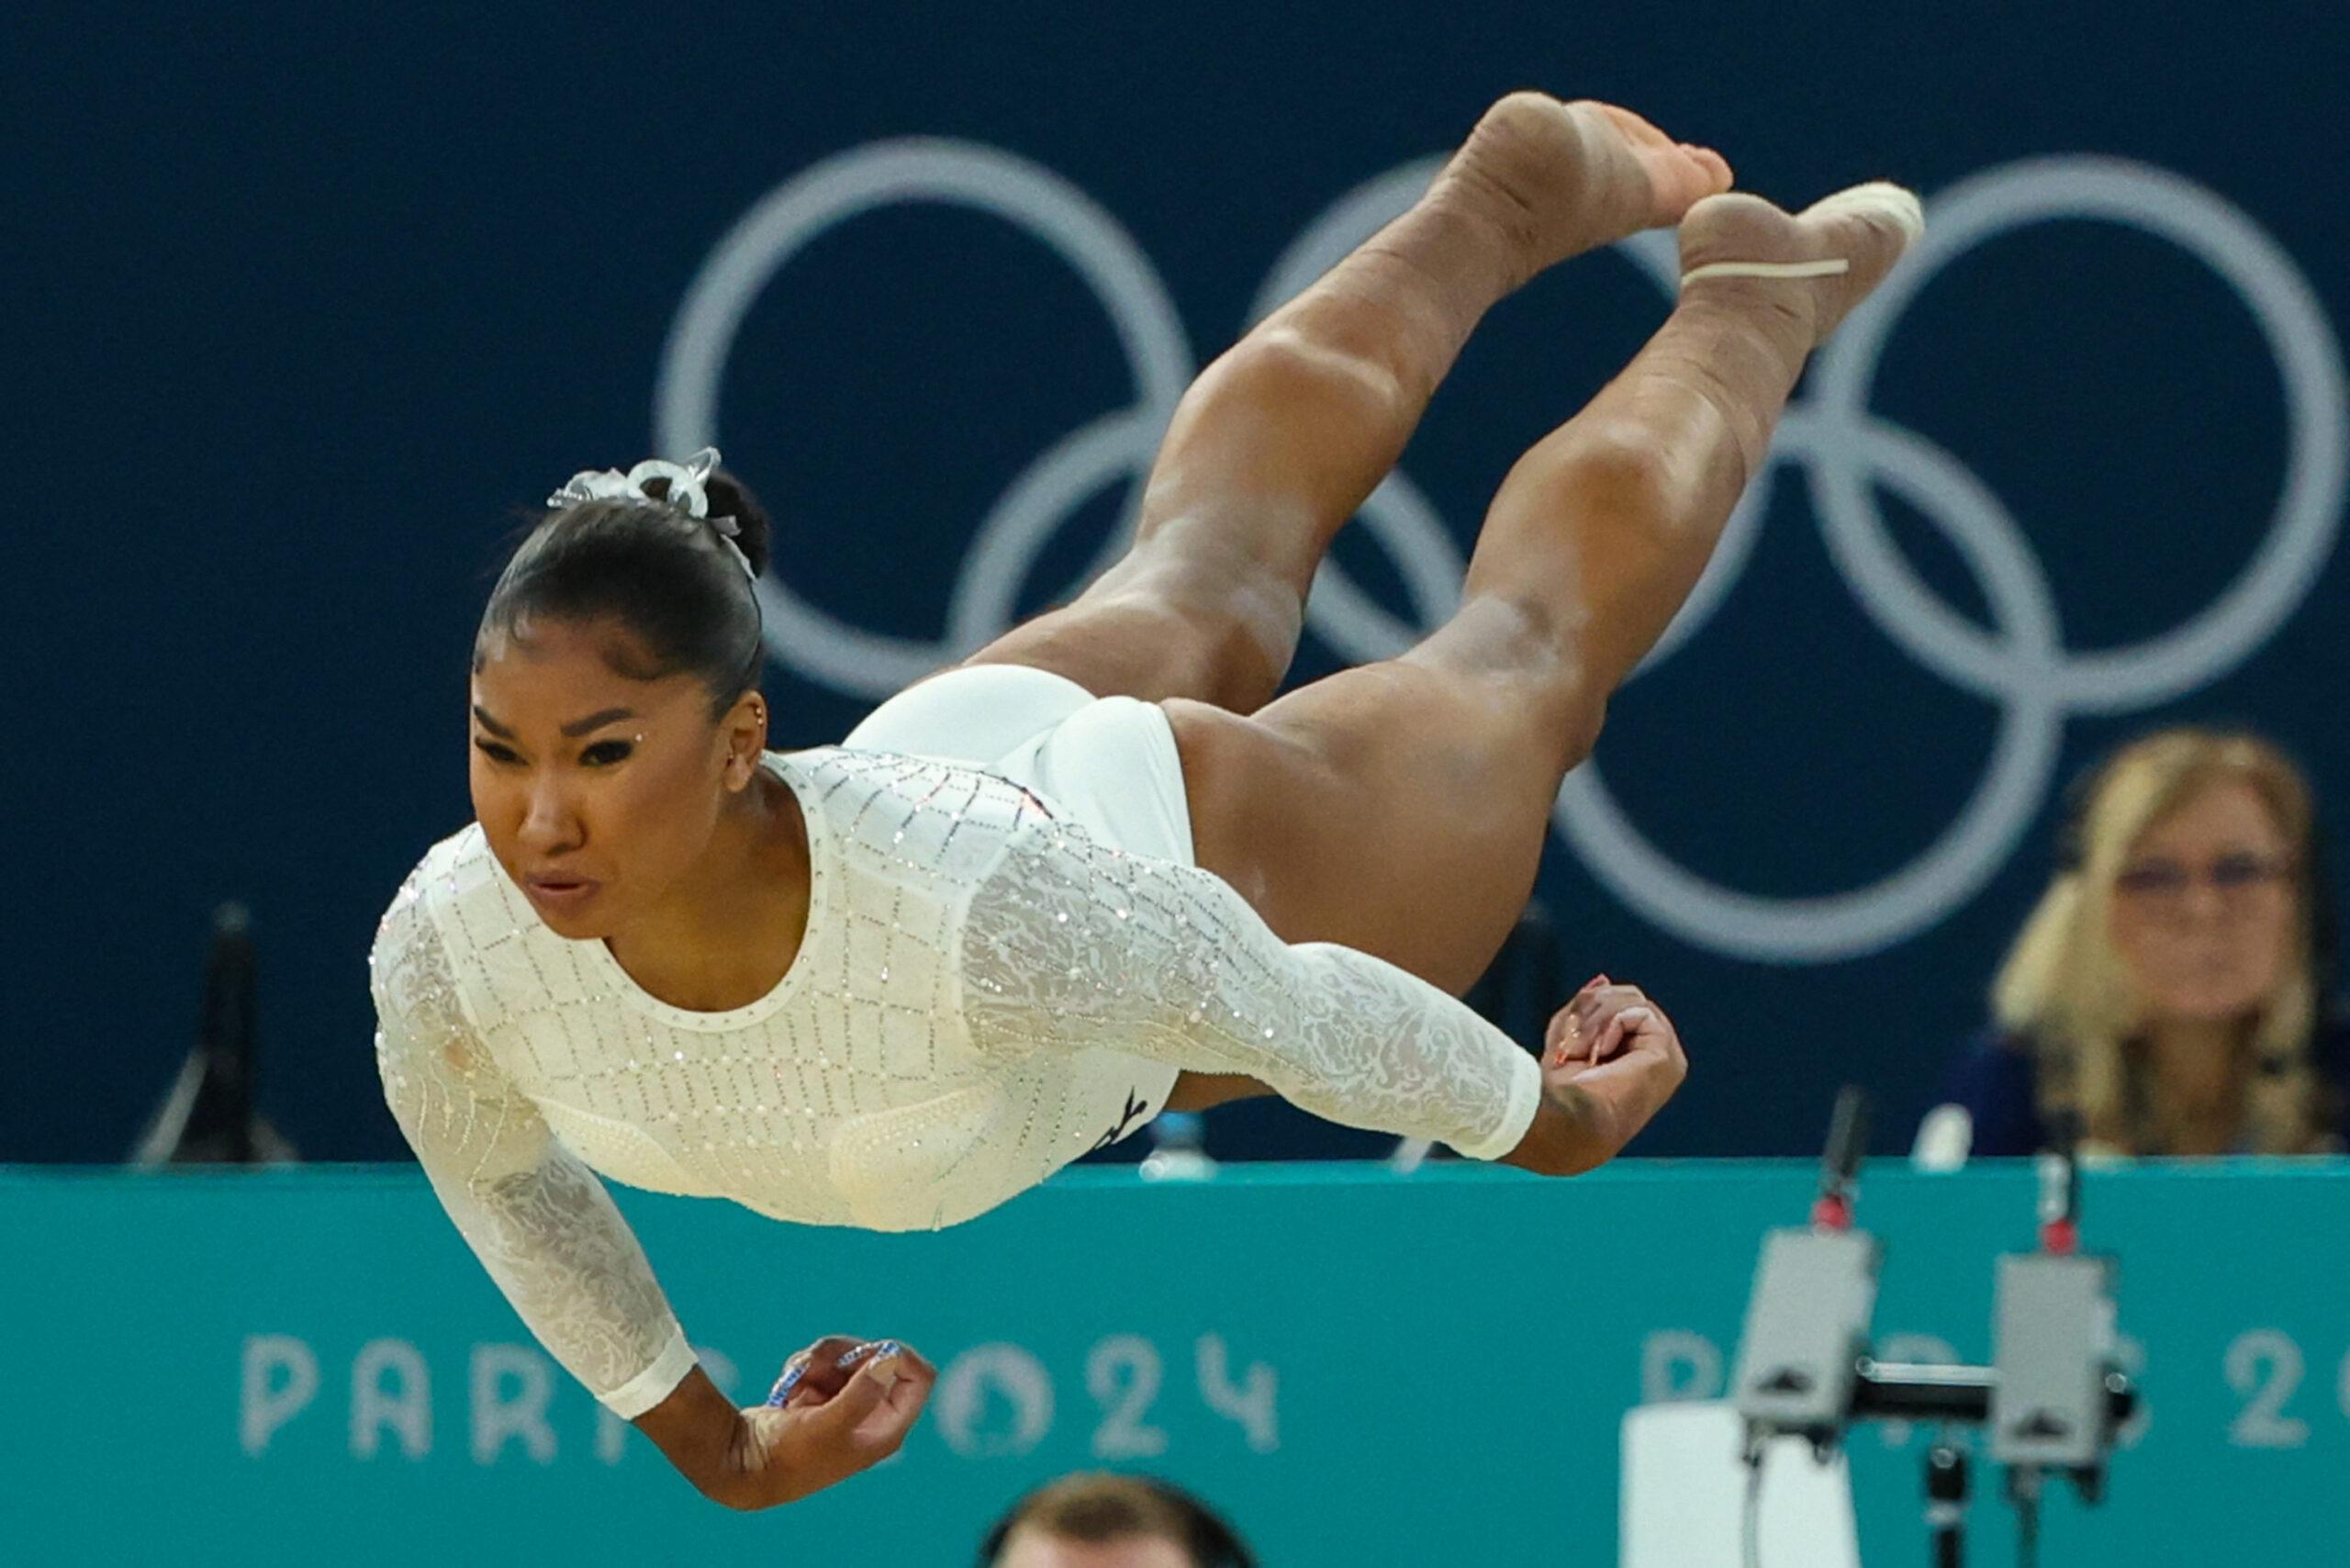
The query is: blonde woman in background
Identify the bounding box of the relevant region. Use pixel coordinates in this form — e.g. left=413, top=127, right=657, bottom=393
left=1938, top=727, right=2346, bottom=1158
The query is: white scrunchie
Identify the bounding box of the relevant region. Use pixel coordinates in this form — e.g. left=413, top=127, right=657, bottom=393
left=546, top=446, right=757, bottom=582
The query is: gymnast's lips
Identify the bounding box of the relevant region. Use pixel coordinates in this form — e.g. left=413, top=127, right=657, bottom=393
left=523, top=871, right=602, bottom=908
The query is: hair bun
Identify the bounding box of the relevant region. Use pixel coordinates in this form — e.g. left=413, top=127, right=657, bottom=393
left=702, top=469, right=773, bottom=577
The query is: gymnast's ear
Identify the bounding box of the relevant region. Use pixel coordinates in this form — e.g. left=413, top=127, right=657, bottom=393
left=717, top=689, right=769, bottom=790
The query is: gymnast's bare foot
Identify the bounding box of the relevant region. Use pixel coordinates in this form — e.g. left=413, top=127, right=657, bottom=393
left=1676, top=181, right=1925, bottom=347
left=1436, top=92, right=1735, bottom=283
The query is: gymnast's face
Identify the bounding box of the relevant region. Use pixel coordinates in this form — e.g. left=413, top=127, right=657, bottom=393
left=2106, top=779, right=2300, bottom=1025
left=468, top=615, right=755, bottom=939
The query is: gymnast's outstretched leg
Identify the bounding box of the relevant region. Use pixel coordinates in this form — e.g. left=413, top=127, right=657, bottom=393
left=957, top=94, right=1733, bottom=711
left=1175, top=182, right=1925, bottom=994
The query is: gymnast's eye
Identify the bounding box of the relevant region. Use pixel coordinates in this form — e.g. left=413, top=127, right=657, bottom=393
left=473, top=738, right=522, bottom=766
left=581, top=739, right=634, bottom=767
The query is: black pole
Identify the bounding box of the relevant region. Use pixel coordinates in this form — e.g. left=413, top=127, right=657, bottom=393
left=200, top=903, right=259, bottom=1164
left=1821, top=1085, right=1869, bottom=1199
left=2009, top=1468, right=2042, bottom=1568
left=1926, top=1439, right=1967, bottom=1568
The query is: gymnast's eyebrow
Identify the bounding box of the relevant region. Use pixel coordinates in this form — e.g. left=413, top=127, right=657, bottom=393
left=472, top=704, right=639, bottom=739
left=561, top=707, right=637, bottom=737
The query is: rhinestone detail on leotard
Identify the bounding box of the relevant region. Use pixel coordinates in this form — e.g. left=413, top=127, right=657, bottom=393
left=372, top=746, right=1540, bottom=1413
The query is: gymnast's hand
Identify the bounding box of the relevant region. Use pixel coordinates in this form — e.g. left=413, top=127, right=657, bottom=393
left=1508, top=977, right=1689, bottom=1175
left=730, top=1335, right=938, bottom=1506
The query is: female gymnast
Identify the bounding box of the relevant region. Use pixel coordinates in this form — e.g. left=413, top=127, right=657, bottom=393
left=372, top=92, right=1921, bottom=1509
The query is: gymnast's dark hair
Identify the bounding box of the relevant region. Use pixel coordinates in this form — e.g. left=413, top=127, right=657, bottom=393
left=476, top=466, right=770, bottom=718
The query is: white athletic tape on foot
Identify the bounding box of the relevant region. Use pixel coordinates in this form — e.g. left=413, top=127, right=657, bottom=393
left=1679, top=258, right=1853, bottom=285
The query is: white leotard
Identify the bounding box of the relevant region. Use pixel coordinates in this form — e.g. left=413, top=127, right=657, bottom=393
left=372, top=744, right=1542, bottom=1415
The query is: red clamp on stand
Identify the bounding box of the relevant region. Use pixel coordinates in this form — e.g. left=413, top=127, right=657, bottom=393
left=2036, top=1139, right=2082, bottom=1255
left=1811, top=1085, right=1867, bottom=1234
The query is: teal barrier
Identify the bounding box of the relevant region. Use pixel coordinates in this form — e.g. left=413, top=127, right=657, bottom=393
left=6, top=1162, right=2345, bottom=1565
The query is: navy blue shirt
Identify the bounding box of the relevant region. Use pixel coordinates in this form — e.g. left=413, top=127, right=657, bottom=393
left=1938, top=1013, right=2350, bottom=1156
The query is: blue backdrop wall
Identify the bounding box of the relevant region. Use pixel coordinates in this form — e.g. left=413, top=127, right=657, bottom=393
left=7, top=1, right=2346, bottom=1160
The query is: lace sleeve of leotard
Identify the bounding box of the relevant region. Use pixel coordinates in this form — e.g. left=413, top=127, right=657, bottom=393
left=370, top=875, right=696, bottom=1417
left=958, top=815, right=1543, bottom=1159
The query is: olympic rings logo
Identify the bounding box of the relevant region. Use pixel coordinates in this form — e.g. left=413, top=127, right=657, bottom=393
left=655, top=141, right=2346, bottom=963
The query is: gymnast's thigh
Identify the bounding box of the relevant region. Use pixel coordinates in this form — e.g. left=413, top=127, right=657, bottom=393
left=1165, top=655, right=1572, bottom=997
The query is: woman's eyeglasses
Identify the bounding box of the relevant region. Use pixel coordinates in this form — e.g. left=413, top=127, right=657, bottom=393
left=2113, top=852, right=2290, bottom=902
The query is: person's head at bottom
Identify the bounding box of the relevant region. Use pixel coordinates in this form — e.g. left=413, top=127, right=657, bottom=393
left=979, top=1473, right=1255, bottom=1568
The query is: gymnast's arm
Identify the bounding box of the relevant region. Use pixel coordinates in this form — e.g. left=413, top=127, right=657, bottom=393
left=958, top=820, right=1680, bottom=1173
left=370, top=893, right=922, bottom=1508
left=370, top=917, right=715, bottom=1465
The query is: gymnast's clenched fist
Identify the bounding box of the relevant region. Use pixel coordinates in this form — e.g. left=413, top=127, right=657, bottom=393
left=1501, top=977, right=1690, bottom=1177
left=639, top=1336, right=938, bottom=1509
